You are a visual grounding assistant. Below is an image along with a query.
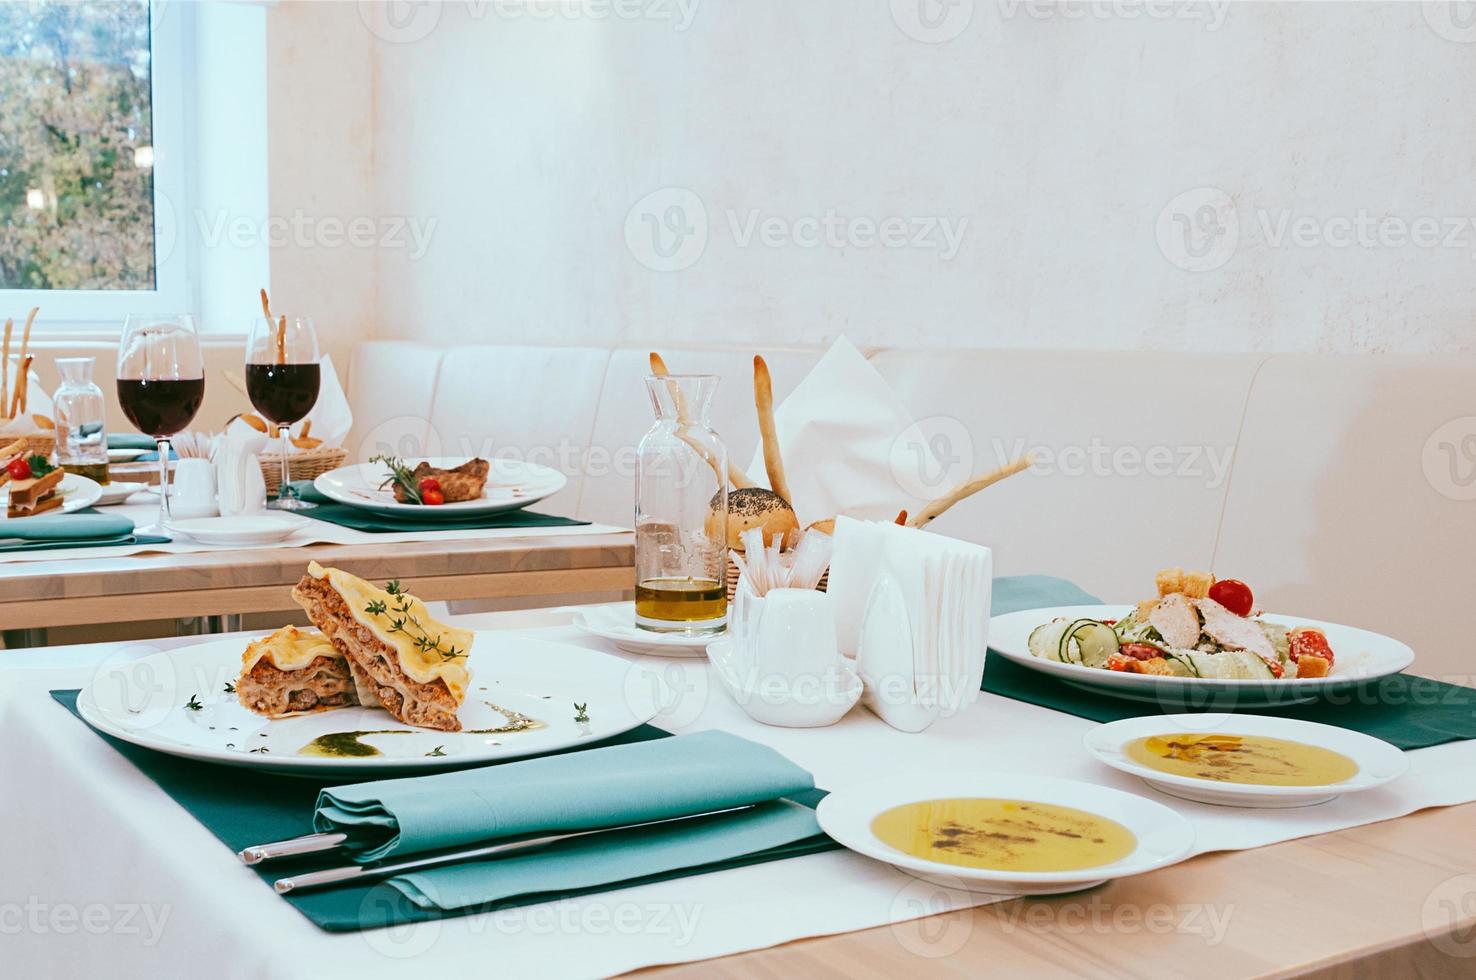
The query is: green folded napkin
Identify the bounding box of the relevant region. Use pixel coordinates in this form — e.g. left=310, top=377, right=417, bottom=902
left=0, top=512, right=134, bottom=541
left=983, top=575, right=1476, bottom=750
left=286, top=481, right=589, bottom=533
left=398, top=800, right=822, bottom=912
left=316, top=729, right=815, bottom=863
left=107, top=434, right=158, bottom=450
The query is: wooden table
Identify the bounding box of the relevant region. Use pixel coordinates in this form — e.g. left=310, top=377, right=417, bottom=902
left=638, top=799, right=1476, bottom=977
left=0, top=532, right=635, bottom=632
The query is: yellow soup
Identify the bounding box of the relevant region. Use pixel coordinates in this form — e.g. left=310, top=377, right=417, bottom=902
left=1124, top=733, right=1359, bottom=787
left=870, top=798, right=1138, bottom=872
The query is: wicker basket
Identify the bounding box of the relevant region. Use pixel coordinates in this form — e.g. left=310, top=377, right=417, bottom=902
left=260, top=446, right=348, bottom=498
left=5, top=430, right=56, bottom=461
left=725, top=553, right=829, bottom=602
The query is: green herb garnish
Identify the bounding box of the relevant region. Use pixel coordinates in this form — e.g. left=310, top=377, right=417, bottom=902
left=426, top=745, right=447, bottom=757
left=27, top=455, right=54, bottom=477
left=370, top=455, right=421, bottom=504
left=364, top=579, right=464, bottom=662
left=185, top=694, right=202, bottom=711
left=223, top=681, right=236, bottom=694
left=573, top=702, right=589, bottom=723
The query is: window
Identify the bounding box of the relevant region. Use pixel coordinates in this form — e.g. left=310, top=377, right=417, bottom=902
left=0, top=0, right=190, bottom=326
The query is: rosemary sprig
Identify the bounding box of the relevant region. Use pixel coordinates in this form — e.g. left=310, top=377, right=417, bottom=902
left=426, top=745, right=447, bottom=757
left=370, top=454, right=421, bottom=504
left=223, top=681, right=236, bottom=694
left=364, top=579, right=465, bottom=661
left=573, top=702, right=589, bottom=723
left=185, top=694, right=202, bottom=711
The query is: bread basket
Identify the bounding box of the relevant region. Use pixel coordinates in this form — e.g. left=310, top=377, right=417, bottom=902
left=260, top=446, right=347, bottom=498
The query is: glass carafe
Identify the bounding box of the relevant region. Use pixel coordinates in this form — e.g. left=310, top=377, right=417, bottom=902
left=635, top=374, right=729, bottom=634
left=52, top=357, right=110, bottom=484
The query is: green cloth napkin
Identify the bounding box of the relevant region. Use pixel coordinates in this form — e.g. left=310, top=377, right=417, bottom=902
left=0, top=512, right=133, bottom=540
left=107, top=434, right=157, bottom=450
left=288, top=481, right=589, bottom=533
left=982, top=575, right=1476, bottom=751
left=398, top=800, right=822, bottom=912
left=317, top=729, right=816, bottom=862
left=49, top=690, right=835, bottom=932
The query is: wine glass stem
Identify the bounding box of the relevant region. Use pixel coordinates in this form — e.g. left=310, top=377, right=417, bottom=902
left=156, top=437, right=172, bottom=530
left=279, top=425, right=292, bottom=499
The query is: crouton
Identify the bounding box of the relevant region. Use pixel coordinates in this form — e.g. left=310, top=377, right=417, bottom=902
left=1135, top=598, right=1159, bottom=620
left=1135, top=657, right=1178, bottom=676
left=1182, top=570, right=1215, bottom=599
left=1295, top=654, right=1330, bottom=679
left=1155, top=567, right=1184, bottom=597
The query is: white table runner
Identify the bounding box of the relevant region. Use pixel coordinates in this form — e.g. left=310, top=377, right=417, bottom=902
left=0, top=498, right=624, bottom=563
left=3, top=609, right=1475, bottom=978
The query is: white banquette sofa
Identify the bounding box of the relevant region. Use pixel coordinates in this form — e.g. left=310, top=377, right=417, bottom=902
left=21, top=337, right=1474, bottom=677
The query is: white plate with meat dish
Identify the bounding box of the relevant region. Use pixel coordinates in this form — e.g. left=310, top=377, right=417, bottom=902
left=314, top=455, right=567, bottom=519
left=77, top=564, right=661, bottom=775
left=78, top=633, right=663, bottom=776
left=989, top=569, right=1414, bottom=706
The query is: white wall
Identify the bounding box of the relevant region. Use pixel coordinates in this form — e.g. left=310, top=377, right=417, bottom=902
left=289, top=1, right=1476, bottom=354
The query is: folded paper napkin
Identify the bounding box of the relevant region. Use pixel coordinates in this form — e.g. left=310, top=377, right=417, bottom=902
left=743, top=336, right=943, bottom=527
left=314, top=730, right=817, bottom=863
left=0, top=513, right=133, bottom=541
left=829, top=516, right=993, bottom=729
left=0, top=361, right=52, bottom=433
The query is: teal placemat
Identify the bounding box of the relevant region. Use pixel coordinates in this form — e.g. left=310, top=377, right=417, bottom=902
left=286, top=482, right=590, bottom=533
left=983, top=575, right=1476, bottom=751
left=50, top=691, right=835, bottom=932
left=0, top=533, right=171, bottom=554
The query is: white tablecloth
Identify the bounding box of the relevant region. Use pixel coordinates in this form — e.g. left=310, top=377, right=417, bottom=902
left=3, top=608, right=1475, bottom=978
left=0, top=498, right=624, bottom=563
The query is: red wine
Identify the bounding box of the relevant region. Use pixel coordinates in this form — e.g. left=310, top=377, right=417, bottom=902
left=246, top=363, right=321, bottom=426
left=116, top=378, right=205, bottom=438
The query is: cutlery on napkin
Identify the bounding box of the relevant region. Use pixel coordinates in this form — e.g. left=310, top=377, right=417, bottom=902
left=0, top=513, right=134, bottom=543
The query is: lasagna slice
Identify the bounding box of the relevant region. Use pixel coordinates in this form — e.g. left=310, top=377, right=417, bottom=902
left=236, top=626, right=361, bottom=717
left=291, top=562, right=472, bottom=732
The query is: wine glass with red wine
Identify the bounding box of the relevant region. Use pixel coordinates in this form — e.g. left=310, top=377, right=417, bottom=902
left=245, top=315, right=321, bottom=511
left=116, top=314, right=206, bottom=534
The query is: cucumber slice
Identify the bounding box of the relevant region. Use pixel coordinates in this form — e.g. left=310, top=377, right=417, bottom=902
left=1066, top=621, right=1119, bottom=668
left=1056, top=619, right=1098, bottom=665
left=1029, top=621, right=1073, bottom=662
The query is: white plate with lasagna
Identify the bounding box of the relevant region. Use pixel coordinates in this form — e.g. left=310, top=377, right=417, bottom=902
left=77, top=632, right=664, bottom=776
left=990, top=604, right=1414, bottom=706
left=314, top=456, right=567, bottom=520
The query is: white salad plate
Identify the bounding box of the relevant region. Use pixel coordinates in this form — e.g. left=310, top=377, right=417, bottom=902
left=989, top=605, right=1415, bottom=706
left=314, top=457, right=567, bottom=519
left=1083, top=714, right=1409, bottom=809
left=77, top=634, right=662, bottom=775
left=816, top=771, right=1195, bottom=895
left=572, top=603, right=717, bottom=658
left=171, top=515, right=303, bottom=547
left=57, top=473, right=103, bottom=513
left=94, top=480, right=148, bottom=506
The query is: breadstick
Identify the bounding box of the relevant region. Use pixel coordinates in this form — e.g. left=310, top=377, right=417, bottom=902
left=276, top=314, right=287, bottom=365
left=1, top=318, right=11, bottom=420
left=752, top=355, right=791, bottom=504
left=649, top=352, right=754, bottom=490
left=9, top=354, right=32, bottom=419
left=907, top=455, right=1035, bottom=528
left=894, top=509, right=908, bottom=525
left=259, top=287, right=273, bottom=323
left=15, top=308, right=36, bottom=415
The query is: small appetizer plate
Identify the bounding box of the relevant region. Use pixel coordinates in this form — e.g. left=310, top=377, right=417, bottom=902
left=1084, top=714, right=1408, bottom=808
left=58, top=474, right=103, bottom=513
left=172, top=515, right=303, bottom=547
left=572, top=603, right=716, bottom=658
left=77, top=634, right=662, bottom=775
left=817, top=772, right=1194, bottom=895
left=94, top=481, right=148, bottom=507
left=315, top=457, right=567, bottom=519
left=107, top=447, right=149, bottom=463
left=706, top=637, right=862, bottom=728
left=990, top=605, right=1415, bottom=707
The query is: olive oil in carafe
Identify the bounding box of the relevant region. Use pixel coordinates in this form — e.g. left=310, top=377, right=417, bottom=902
left=635, top=576, right=727, bottom=628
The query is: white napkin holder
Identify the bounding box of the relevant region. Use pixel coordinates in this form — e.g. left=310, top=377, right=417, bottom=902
left=216, top=426, right=269, bottom=516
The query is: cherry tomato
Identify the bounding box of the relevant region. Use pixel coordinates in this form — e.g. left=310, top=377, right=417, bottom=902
left=421, top=488, right=445, bottom=506
left=1263, top=659, right=1284, bottom=679
left=1119, top=642, right=1162, bottom=661
left=6, top=456, right=31, bottom=481
left=1288, top=627, right=1334, bottom=666
left=417, top=477, right=441, bottom=495
left=1208, top=578, right=1254, bottom=616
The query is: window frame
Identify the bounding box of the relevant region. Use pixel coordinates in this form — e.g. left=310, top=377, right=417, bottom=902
left=0, top=1, right=195, bottom=329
